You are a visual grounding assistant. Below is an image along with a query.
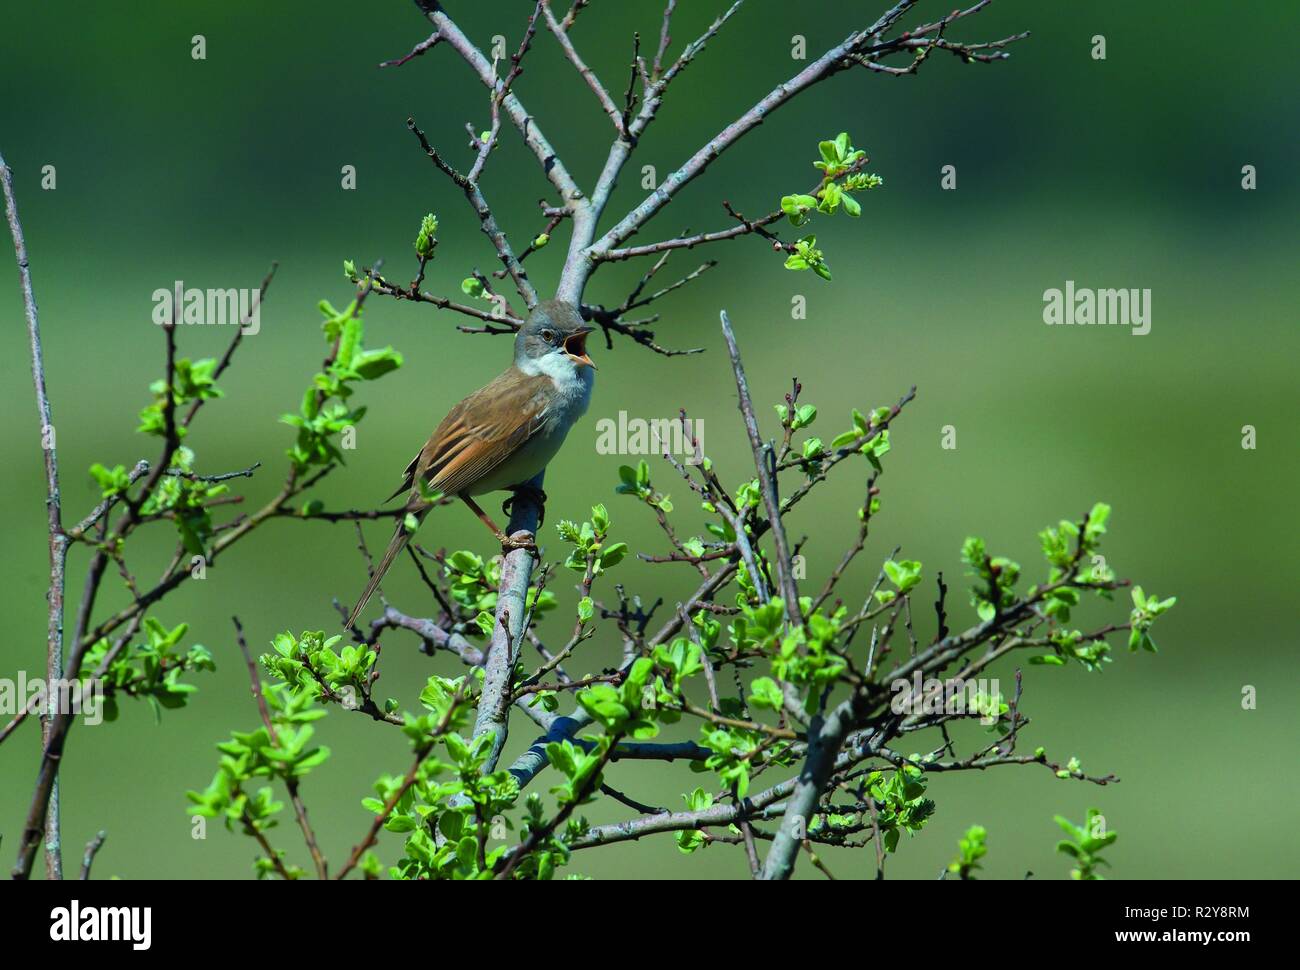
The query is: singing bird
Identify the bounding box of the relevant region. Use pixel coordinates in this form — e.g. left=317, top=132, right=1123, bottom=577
left=346, top=299, right=596, bottom=626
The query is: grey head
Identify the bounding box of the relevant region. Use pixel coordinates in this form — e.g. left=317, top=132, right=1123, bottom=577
left=514, top=299, right=595, bottom=369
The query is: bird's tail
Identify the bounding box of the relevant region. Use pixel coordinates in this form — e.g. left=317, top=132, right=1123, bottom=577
left=346, top=512, right=423, bottom=628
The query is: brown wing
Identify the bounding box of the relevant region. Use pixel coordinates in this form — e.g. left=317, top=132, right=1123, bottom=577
left=388, top=369, right=551, bottom=505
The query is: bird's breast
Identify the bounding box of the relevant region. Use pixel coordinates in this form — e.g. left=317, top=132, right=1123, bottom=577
left=465, top=368, right=593, bottom=496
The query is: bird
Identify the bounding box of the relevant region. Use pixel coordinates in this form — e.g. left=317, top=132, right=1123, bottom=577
left=346, top=299, right=595, bottom=627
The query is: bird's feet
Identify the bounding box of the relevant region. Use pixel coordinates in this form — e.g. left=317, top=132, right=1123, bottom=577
left=502, top=484, right=549, bottom=527
left=496, top=530, right=540, bottom=559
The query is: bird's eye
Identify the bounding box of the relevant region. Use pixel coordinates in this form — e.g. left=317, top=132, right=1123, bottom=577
left=540, top=329, right=555, bottom=344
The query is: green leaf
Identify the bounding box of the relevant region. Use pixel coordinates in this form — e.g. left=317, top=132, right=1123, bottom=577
left=781, top=193, right=818, bottom=216
left=414, top=213, right=439, bottom=258
left=747, top=677, right=784, bottom=711
left=599, top=542, right=628, bottom=569
left=882, top=559, right=923, bottom=593
left=352, top=347, right=404, bottom=380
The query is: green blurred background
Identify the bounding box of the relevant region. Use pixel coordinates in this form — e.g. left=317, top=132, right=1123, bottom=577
left=1, top=1, right=1295, bottom=880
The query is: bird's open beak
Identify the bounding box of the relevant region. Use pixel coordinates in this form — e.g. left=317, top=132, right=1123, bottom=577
left=564, top=327, right=596, bottom=370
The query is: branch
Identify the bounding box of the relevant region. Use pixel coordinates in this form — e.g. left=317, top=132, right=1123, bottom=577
left=559, top=1, right=590, bottom=33
left=598, top=208, right=783, bottom=262
left=720, top=311, right=801, bottom=625
left=163, top=461, right=261, bottom=484
left=554, top=1, right=744, bottom=302
left=581, top=303, right=704, bottom=357
left=651, top=0, right=678, bottom=80
left=596, top=153, right=872, bottom=265
left=644, top=1, right=744, bottom=119
left=375, top=606, right=483, bottom=666
left=541, top=1, right=623, bottom=134
left=182, top=263, right=277, bottom=429
left=470, top=479, right=545, bottom=772
left=379, top=31, right=441, bottom=69
left=496, top=725, right=627, bottom=879
left=493, top=203, right=567, bottom=280
left=407, top=118, right=539, bottom=309
left=760, top=690, right=871, bottom=879
left=78, top=830, right=107, bottom=880
left=467, top=2, right=544, bottom=184
left=416, top=1, right=585, bottom=207
left=368, top=270, right=523, bottom=327
left=334, top=679, right=469, bottom=880
left=560, top=733, right=896, bottom=855
left=65, top=460, right=150, bottom=540
left=503, top=562, right=739, bottom=792
left=852, top=3, right=1029, bottom=76
left=3, top=151, right=68, bottom=880
left=589, top=0, right=1024, bottom=258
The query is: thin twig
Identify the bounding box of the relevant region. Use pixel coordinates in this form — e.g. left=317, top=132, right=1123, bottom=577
left=78, top=831, right=107, bottom=880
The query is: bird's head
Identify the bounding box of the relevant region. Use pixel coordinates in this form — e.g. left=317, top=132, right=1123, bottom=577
left=515, top=300, right=596, bottom=371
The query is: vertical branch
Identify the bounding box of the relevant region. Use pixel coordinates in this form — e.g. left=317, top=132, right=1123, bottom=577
left=78, top=831, right=107, bottom=880
left=719, top=311, right=801, bottom=625
left=10, top=239, right=196, bottom=879
left=651, top=0, right=678, bottom=80
left=472, top=475, right=545, bottom=772
left=466, top=2, right=543, bottom=185
left=717, top=309, right=877, bottom=880
left=2, top=152, right=67, bottom=880
left=760, top=693, right=866, bottom=880
left=541, top=2, right=624, bottom=134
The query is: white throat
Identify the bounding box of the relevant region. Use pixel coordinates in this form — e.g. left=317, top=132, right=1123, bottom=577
left=519, top=351, right=594, bottom=420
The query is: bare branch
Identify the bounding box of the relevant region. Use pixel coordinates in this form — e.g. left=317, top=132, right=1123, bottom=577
left=163, top=461, right=261, bottom=484
left=599, top=206, right=784, bottom=262
left=470, top=482, right=545, bottom=772
left=559, top=0, right=589, bottom=32
left=651, top=0, right=678, bottom=80
left=183, top=263, right=277, bottom=429
left=590, top=0, right=1023, bottom=258
left=3, top=151, right=68, bottom=879
left=760, top=691, right=871, bottom=879
left=407, top=117, right=539, bottom=309
left=416, top=1, right=585, bottom=207
left=542, top=1, right=624, bottom=135
left=720, top=311, right=801, bottom=624
left=468, top=2, right=544, bottom=184
left=554, top=0, right=744, bottom=302
left=78, top=830, right=107, bottom=880
left=379, top=31, right=441, bottom=69
left=368, top=269, right=523, bottom=327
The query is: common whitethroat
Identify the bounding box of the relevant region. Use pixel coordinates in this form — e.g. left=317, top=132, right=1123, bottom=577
left=347, top=299, right=595, bottom=627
